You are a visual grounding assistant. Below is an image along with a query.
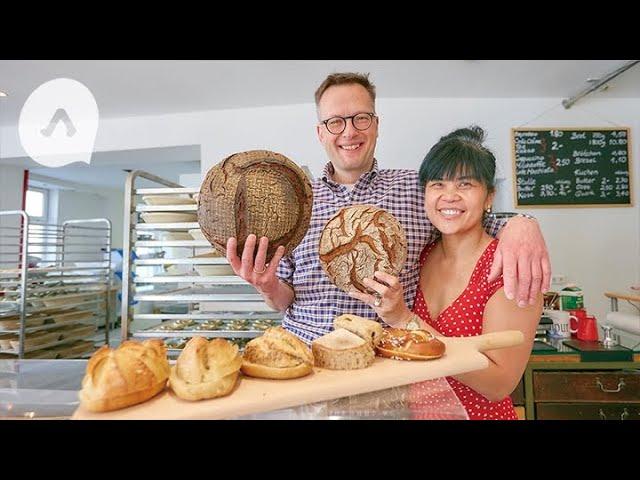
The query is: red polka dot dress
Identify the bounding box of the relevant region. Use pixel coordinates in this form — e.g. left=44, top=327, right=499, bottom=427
left=410, top=238, right=518, bottom=420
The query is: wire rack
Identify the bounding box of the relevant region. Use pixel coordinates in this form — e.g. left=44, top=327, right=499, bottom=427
left=120, top=170, right=282, bottom=355
left=0, top=211, right=112, bottom=359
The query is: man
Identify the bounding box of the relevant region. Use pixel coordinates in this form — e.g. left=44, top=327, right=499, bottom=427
left=227, top=72, right=551, bottom=343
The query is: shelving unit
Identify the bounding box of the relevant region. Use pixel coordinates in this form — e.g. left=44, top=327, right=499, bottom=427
left=121, top=170, right=282, bottom=355
left=0, top=211, right=112, bottom=359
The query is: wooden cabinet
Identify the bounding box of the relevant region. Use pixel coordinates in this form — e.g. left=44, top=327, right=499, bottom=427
left=533, top=371, right=640, bottom=402
left=536, top=403, right=640, bottom=420
left=523, top=361, right=640, bottom=420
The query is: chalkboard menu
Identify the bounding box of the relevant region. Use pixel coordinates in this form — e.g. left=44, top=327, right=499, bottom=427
left=512, top=127, right=632, bottom=207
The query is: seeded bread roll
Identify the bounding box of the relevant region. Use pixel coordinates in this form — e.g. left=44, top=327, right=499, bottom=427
left=319, top=205, right=407, bottom=294
left=241, top=327, right=314, bottom=379
left=198, top=150, right=313, bottom=263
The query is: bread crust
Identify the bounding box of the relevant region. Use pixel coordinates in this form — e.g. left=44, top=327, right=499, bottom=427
left=79, top=379, right=167, bottom=412
left=240, top=360, right=313, bottom=379
left=241, top=327, right=314, bottom=379
left=375, top=328, right=445, bottom=361
left=198, top=150, right=313, bottom=262
left=169, top=337, right=242, bottom=401
left=79, top=339, right=170, bottom=412
left=319, top=205, right=407, bottom=294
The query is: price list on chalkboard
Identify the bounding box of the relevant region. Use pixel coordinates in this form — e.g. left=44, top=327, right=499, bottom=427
left=512, top=127, right=632, bottom=207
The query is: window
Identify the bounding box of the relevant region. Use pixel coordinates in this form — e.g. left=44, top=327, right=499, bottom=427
left=25, top=187, right=49, bottom=223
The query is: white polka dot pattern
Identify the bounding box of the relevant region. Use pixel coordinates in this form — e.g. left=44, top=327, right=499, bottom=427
left=411, top=238, right=518, bottom=420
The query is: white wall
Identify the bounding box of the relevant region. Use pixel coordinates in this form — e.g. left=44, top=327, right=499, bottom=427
left=2, top=97, right=639, bottom=324
left=57, top=189, right=124, bottom=249
left=0, top=165, right=25, bottom=264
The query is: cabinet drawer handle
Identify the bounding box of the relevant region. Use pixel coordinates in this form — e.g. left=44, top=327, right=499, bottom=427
left=599, top=409, right=607, bottom=420
left=595, top=377, right=625, bottom=393
left=621, top=408, right=629, bottom=421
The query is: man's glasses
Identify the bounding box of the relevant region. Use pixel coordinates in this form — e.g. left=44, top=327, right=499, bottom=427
left=320, top=112, right=377, bottom=135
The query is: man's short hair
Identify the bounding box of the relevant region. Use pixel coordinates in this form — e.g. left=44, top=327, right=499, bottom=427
left=314, top=72, right=376, bottom=106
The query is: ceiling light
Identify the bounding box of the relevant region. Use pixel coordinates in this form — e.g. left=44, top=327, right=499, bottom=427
left=0, top=91, right=7, bottom=97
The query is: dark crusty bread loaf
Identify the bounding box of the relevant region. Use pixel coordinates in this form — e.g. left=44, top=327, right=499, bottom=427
left=198, top=150, right=313, bottom=262
left=318, top=205, right=407, bottom=294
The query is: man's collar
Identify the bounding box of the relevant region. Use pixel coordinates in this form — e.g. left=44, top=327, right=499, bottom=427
left=321, top=159, right=379, bottom=188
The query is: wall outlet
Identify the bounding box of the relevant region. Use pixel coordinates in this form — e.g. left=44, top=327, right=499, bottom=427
left=551, top=274, right=566, bottom=285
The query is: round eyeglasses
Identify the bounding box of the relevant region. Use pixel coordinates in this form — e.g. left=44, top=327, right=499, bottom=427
left=321, top=112, right=377, bottom=135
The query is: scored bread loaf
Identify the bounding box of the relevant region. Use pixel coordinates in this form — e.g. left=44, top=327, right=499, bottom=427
left=334, top=314, right=383, bottom=347
left=79, top=340, right=170, bottom=412
left=319, top=205, right=407, bottom=294
left=312, top=329, right=375, bottom=370
left=169, top=337, right=242, bottom=401
left=198, top=150, right=313, bottom=262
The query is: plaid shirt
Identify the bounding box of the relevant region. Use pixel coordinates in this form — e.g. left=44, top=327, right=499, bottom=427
left=277, top=160, right=507, bottom=344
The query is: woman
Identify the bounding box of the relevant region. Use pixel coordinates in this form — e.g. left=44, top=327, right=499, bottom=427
left=348, top=126, right=542, bottom=420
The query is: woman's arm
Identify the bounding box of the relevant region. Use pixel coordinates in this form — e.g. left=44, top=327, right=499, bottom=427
left=452, top=290, right=542, bottom=402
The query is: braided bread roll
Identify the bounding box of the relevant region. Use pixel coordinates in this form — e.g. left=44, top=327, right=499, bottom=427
left=319, top=205, right=407, bottom=294
left=169, top=337, right=242, bottom=401
left=79, top=340, right=170, bottom=412
left=198, top=150, right=313, bottom=262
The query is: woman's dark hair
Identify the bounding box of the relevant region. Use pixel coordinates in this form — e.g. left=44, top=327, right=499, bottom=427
left=418, top=125, right=496, bottom=192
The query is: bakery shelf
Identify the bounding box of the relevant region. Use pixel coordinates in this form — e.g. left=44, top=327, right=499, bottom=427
left=135, top=223, right=200, bottom=230
left=0, top=328, right=98, bottom=355
left=0, top=211, right=113, bottom=358
left=121, top=170, right=281, bottom=345
left=135, top=187, right=200, bottom=195
left=136, top=205, right=198, bottom=212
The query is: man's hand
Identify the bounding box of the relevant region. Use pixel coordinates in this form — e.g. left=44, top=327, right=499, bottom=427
left=226, top=234, right=285, bottom=296
left=488, top=216, right=551, bottom=307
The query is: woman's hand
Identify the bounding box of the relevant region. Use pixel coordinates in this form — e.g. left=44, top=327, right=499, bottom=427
left=347, top=270, right=413, bottom=327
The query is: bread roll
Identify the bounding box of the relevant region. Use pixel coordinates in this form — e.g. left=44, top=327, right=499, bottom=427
left=79, top=340, right=170, bottom=412
left=319, top=205, right=407, bottom=294
left=242, top=326, right=314, bottom=379
left=198, top=150, right=313, bottom=262
left=169, top=337, right=242, bottom=401
left=376, top=328, right=445, bottom=361
left=334, top=314, right=383, bottom=347
left=312, top=328, right=375, bottom=370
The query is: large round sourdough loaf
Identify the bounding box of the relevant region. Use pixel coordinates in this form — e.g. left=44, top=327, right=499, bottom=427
left=198, top=150, right=313, bottom=262
left=319, top=205, right=407, bottom=294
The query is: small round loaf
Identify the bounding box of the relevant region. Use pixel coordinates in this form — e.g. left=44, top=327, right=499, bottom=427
left=198, top=150, right=313, bottom=262
left=376, top=328, right=446, bottom=361
left=79, top=339, right=170, bottom=412
left=319, top=205, right=407, bottom=294
left=169, top=337, right=242, bottom=401
left=241, top=326, right=314, bottom=379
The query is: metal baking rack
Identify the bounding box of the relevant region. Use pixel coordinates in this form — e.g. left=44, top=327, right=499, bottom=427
left=121, top=171, right=282, bottom=353
left=0, top=211, right=112, bottom=359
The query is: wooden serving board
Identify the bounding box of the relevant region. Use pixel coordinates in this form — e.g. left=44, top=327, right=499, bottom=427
left=72, top=331, right=523, bottom=420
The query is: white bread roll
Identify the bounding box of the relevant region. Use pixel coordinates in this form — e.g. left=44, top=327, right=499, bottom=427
left=79, top=340, right=170, bottom=412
